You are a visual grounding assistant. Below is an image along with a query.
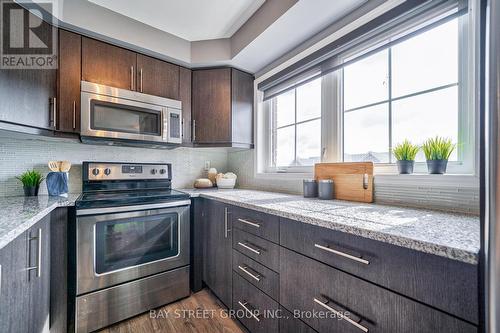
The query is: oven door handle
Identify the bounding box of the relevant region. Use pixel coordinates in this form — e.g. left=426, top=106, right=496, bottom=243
left=77, top=200, right=191, bottom=216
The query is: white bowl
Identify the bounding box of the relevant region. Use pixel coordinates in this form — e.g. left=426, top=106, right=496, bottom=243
left=217, top=178, right=236, bottom=189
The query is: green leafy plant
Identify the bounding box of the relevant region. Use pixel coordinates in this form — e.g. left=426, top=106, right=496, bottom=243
left=16, top=169, right=44, bottom=187
left=392, top=140, right=420, bottom=161
left=422, top=136, right=455, bottom=160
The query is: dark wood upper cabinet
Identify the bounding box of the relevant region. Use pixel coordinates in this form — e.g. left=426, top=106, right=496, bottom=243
left=192, top=68, right=254, bottom=147
left=57, top=30, right=81, bottom=133
left=179, top=67, right=192, bottom=144
left=82, top=37, right=136, bottom=90
left=0, top=4, right=56, bottom=131
left=136, top=54, right=179, bottom=99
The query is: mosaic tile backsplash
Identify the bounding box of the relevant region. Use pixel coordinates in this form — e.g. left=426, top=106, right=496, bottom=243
left=0, top=135, right=228, bottom=196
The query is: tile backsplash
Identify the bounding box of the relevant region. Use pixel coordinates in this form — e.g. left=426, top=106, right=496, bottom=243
left=228, top=149, right=480, bottom=215
left=0, top=134, right=228, bottom=197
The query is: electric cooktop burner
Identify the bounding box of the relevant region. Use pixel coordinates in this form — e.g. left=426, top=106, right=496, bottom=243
left=76, top=162, right=190, bottom=210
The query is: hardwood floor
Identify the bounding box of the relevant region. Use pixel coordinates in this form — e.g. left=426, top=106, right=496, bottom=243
left=98, top=289, right=246, bottom=333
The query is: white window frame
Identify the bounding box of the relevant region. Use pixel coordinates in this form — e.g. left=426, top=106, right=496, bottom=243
left=256, top=4, right=479, bottom=181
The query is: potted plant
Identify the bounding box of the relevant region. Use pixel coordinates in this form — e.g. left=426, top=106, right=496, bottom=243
left=392, top=140, right=420, bottom=174
left=422, top=136, right=455, bottom=174
left=16, top=169, right=44, bottom=196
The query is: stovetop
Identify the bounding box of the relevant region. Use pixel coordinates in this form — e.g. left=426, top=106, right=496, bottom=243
left=76, top=189, right=190, bottom=210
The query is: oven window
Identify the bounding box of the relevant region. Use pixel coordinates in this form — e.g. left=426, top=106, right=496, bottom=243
left=95, top=213, right=179, bottom=274
left=91, top=100, right=161, bottom=136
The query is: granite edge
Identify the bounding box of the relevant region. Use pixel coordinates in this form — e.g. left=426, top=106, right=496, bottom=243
left=189, top=192, right=479, bottom=265
left=0, top=198, right=76, bottom=251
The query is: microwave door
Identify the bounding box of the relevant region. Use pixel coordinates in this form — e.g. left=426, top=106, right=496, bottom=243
left=81, top=92, right=167, bottom=143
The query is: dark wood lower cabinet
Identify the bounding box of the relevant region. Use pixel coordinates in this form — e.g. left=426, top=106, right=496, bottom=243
left=0, top=225, right=31, bottom=333
left=0, top=215, right=51, bottom=333
left=203, top=200, right=233, bottom=308
left=232, top=272, right=280, bottom=333
left=50, top=207, right=70, bottom=333
left=280, top=247, right=476, bottom=333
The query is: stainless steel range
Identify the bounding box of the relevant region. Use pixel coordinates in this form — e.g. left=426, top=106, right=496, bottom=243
left=74, top=162, right=191, bottom=333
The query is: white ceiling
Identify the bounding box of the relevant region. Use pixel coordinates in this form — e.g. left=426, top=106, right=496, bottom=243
left=232, top=0, right=367, bottom=73
left=88, top=0, right=266, bottom=41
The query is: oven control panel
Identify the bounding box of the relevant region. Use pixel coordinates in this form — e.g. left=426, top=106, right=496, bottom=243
left=86, top=162, right=171, bottom=181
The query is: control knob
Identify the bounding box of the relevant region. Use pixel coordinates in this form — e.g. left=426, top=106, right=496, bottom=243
left=91, top=168, right=100, bottom=176
left=104, top=168, right=111, bottom=176
left=151, top=169, right=158, bottom=175
left=160, top=169, right=167, bottom=175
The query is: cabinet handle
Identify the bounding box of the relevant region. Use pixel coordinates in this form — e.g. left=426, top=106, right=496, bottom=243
left=313, top=297, right=369, bottom=332
left=238, top=242, right=261, bottom=255
left=237, top=218, right=261, bottom=228
left=314, top=243, right=369, bottom=265
left=50, top=97, right=57, bottom=129
left=224, top=207, right=231, bottom=238
left=139, top=68, right=143, bottom=92
left=192, top=120, right=196, bottom=142
left=130, top=66, right=134, bottom=90
left=27, top=228, right=42, bottom=279
left=238, top=301, right=260, bottom=322
left=238, top=265, right=261, bottom=282
left=181, top=119, right=185, bottom=139
left=72, top=100, right=76, bottom=130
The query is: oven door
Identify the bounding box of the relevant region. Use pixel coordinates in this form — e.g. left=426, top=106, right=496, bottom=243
left=81, top=91, right=168, bottom=143
left=76, top=203, right=190, bottom=295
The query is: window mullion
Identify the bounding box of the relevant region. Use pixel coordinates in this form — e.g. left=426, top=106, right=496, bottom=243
left=388, top=47, right=393, bottom=164
left=294, top=89, right=298, bottom=166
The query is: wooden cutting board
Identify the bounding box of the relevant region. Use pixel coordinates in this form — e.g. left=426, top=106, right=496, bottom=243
left=314, top=162, right=374, bottom=203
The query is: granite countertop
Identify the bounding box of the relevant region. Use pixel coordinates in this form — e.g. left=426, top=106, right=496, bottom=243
left=0, top=194, right=79, bottom=251
left=181, top=188, right=480, bottom=265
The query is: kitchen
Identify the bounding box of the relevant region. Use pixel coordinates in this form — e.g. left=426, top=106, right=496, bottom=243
left=0, top=0, right=497, bottom=333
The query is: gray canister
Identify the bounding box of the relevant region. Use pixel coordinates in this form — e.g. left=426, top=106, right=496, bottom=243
left=318, top=179, right=334, bottom=200
left=303, top=179, right=318, bottom=198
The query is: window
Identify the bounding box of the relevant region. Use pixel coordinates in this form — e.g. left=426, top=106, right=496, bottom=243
left=343, top=19, right=460, bottom=163
left=270, top=78, right=322, bottom=169
left=261, top=10, right=475, bottom=176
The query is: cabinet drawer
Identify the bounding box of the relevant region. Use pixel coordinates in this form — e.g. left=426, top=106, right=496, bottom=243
left=280, top=307, right=317, bottom=333
left=280, top=247, right=476, bottom=333
left=232, top=272, right=279, bottom=333
left=232, top=249, right=279, bottom=301
left=230, top=206, right=279, bottom=243
left=280, top=218, right=478, bottom=324
left=233, top=229, right=279, bottom=272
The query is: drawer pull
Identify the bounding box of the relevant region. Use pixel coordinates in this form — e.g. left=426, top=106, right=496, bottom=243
left=314, top=243, right=369, bottom=265
left=237, top=218, right=261, bottom=228
left=238, top=265, right=261, bottom=282
left=238, top=242, right=261, bottom=255
left=238, top=301, right=260, bottom=322
left=313, top=297, right=368, bottom=332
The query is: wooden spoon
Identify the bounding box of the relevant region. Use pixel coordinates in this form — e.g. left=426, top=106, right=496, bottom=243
left=48, top=161, right=60, bottom=172
left=59, top=161, right=72, bottom=172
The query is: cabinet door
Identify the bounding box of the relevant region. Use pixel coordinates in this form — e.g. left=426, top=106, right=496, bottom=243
left=82, top=37, right=136, bottom=90
left=231, top=69, right=254, bottom=145
left=179, top=67, right=192, bottom=144
left=0, top=68, right=56, bottom=129
left=28, top=215, right=51, bottom=333
left=0, top=5, right=57, bottom=130
left=136, top=54, right=179, bottom=99
left=0, top=231, right=30, bottom=333
left=192, top=68, right=231, bottom=144
left=50, top=208, right=69, bottom=333
left=57, top=30, right=81, bottom=133
left=203, top=200, right=232, bottom=307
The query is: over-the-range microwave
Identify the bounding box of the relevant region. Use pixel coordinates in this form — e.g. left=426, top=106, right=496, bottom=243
left=80, top=81, right=182, bottom=147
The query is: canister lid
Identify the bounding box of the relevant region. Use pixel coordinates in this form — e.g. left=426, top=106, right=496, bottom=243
left=318, top=179, right=334, bottom=183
